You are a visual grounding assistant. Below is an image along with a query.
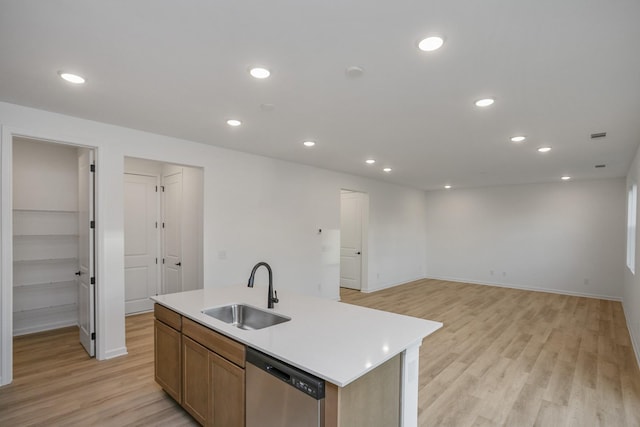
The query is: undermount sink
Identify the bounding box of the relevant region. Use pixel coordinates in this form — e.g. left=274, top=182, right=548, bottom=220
left=202, top=304, right=291, bottom=330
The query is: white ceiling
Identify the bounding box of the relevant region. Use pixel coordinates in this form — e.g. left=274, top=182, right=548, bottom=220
left=1, top=0, right=639, bottom=190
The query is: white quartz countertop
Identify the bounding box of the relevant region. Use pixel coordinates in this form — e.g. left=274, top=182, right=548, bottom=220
left=152, top=286, right=442, bottom=387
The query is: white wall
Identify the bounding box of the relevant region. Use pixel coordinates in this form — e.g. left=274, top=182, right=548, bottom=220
left=624, top=145, right=640, bottom=368
left=0, top=101, right=428, bottom=383
left=424, top=179, right=626, bottom=300
left=13, top=138, right=78, bottom=211
left=123, top=157, right=163, bottom=176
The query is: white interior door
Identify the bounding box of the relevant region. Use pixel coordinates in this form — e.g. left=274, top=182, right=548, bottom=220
left=162, top=172, right=182, bottom=294
left=77, top=148, right=95, bottom=357
left=124, top=174, right=159, bottom=314
left=340, top=191, right=363, bottom=290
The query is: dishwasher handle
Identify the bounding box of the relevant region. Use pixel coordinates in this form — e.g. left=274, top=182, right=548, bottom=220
left=266, top=365, right=291, bottom=382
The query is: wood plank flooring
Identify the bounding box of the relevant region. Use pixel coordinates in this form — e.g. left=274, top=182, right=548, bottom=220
left=1, top=278, right=639, bottom=426
left=341, top=279, right=640, bottom=426
left=0, top=313, right=198, bottom=426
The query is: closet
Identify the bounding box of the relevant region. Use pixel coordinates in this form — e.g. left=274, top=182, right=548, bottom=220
left=12, top=138, right=82, bottom=335
left=124, top=157, right=204, bottom=315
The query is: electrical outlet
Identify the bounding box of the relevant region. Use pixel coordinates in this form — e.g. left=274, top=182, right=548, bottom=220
left=583, top=278, right=589, bottom=286
left=490, top=270, right=494, bottom=276
left=218, top=250, right=227, bottom=260
left=502, top=272, right=506, bottom=277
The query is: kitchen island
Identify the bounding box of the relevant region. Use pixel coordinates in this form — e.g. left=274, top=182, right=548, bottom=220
left=152, top=286, right=442, bottom=427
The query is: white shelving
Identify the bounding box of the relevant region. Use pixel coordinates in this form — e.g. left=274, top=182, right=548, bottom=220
left=13, top=209, right=79, bottom=336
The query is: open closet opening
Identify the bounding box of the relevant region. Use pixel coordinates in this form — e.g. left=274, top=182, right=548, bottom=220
left=12, top=137, right=96, bottom=366
left=124, top=157, right=204, bottom=316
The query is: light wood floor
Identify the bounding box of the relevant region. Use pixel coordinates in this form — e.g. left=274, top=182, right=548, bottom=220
left=341, top=279, right=640, bottom=426
left=1, top=279, right=639, bottom=426
left=0, top=312, right=198, bottom=426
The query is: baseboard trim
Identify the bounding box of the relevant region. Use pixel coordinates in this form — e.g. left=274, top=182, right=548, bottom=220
left=13, top=320, right=78, bottom=337
left=103, top=347, right=128, bottom=360
left=622, top=301, right=640, bottom=371
left=424, top=275, right=622, bottom=301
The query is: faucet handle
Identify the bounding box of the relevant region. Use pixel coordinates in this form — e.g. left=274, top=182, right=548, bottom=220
left=272, top=290, right=279, bottom=304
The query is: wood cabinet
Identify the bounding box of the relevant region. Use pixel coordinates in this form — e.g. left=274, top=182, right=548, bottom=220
left=182, top=336, right=209, bottom=425
left=154, top=305, right=183, bottom=403
left=210, top=351, right=245, bottom=427
left=154, top=304, right=246, bottom=427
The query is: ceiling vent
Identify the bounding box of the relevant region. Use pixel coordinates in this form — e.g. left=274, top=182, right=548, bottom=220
left=595, top=164, right=606, bottom=168
left=590, top=132, right=607, bottom=139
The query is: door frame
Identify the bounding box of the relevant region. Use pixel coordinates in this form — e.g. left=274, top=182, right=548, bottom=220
left=0, top=126, right=101, bottom=386
left=339, top=189, right=369, bottom=292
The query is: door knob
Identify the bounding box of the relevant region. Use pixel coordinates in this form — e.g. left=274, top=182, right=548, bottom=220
left=175, top=262, right=182, bottom=266
left=75, top=271, right=82, bottom=276
left=356, top=251, right=361, bottom=255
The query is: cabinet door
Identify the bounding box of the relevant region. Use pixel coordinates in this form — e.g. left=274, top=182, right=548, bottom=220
left=183, top=336, right=209, bottom=425
left=154, top=319, right=182, bottom=402
left=209, top=351, right=245, bottom=427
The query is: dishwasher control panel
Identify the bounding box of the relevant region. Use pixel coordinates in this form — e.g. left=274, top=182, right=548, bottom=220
left=247, top=347, right=325, bottom=400
left=294, top=378, right=323, bottom=399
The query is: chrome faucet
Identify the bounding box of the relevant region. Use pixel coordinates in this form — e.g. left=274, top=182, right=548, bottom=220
left=247, top=262, right=279, bottom=309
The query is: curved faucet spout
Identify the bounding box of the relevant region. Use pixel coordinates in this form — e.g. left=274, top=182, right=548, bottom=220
left=247, top=262, right=279, bottom=308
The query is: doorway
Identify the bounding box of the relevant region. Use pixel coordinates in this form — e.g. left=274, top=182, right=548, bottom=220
left=340, top=190, right=369, bottom=291
left=12, top=137, right=96, bottom=358
left=123, top=157, right=203, bottom=315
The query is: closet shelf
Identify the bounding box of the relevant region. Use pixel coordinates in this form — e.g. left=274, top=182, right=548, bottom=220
left=14, top=302, right=77, bottom=314
left=13, top=234, right=79, bottom=238
left=13, top=257, right=78, bottom=265
left=13, top=209, right=78, bottom=214
left=14, top=280, right=76, bottom=289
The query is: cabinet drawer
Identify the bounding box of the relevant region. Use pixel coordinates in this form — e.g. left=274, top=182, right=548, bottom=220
left=182, top=317, right=245, bottom=368
left=155, top=304, right=182, bottom=331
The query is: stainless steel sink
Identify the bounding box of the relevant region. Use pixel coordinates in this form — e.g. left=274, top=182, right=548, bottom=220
left=202, top=304, right=291, bottom=330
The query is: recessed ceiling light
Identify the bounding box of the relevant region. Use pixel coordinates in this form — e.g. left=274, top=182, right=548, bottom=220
left=537, top=146, right=552, bottom=153
left=226, top=119, right=242, bottom=127
left=249, top=67, right=270, bottom=79
left=418, top=36, right=444, bottom=52
left=365, top=159, right=376, bottom=165
left=383, top=167, right=392, bottom=173
left=345, top=66, right=365, bottom=78
left=475, top=98, right=495, bottom=107
left=58, top=71, right=85, bottom=84
left=510, top=136, right=526, bottom=143
left=444, top=185, right=452, bottom=189
left=561, top=176, right=571, bottom=181
left=303, top=141, right=315, bottom=147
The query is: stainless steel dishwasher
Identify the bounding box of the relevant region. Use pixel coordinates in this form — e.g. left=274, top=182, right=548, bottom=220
left=246, top=347, right=325, bottom=427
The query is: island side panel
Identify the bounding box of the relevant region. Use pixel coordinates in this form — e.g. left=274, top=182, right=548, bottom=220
left=323, top=354, right=401, bottom=427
